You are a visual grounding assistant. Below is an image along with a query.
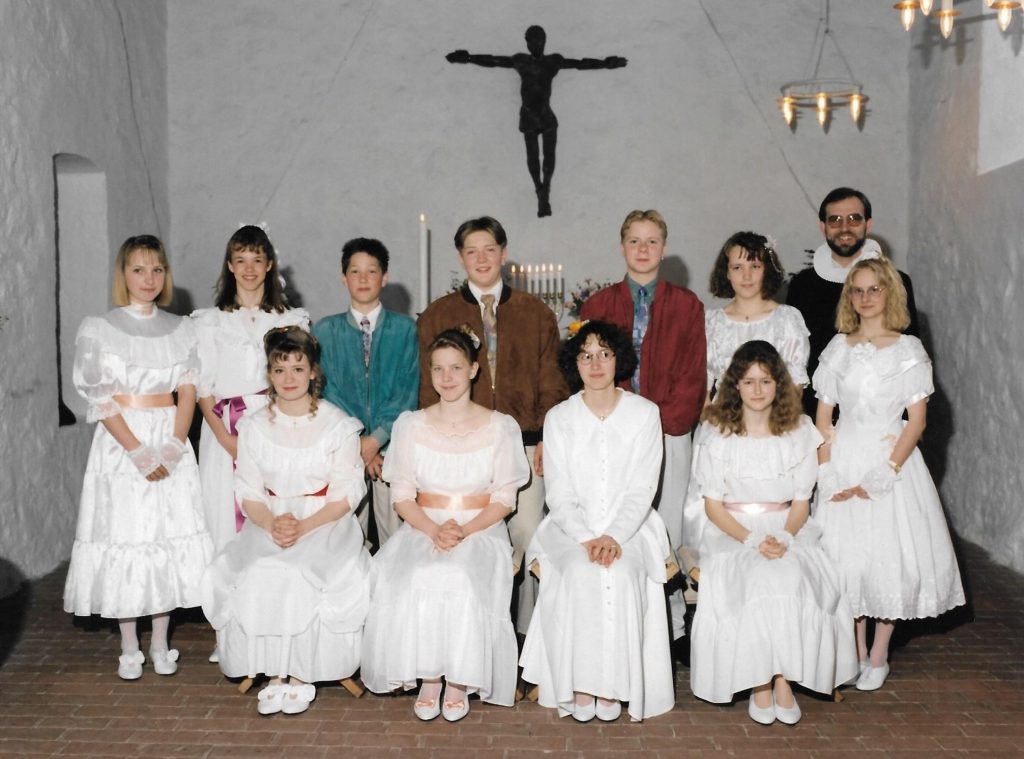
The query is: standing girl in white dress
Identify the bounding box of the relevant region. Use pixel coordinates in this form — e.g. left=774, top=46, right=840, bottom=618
left=813, top=257, right=964, bottom=692
left=361, top=327, right=530, bottom=722
left=64, top=235, right=213, bottom=680
left=520, top=320, right=675, bottom=723
left=705, top=231, right=810, bottom=399
left=683, top=233, right=811, bottom=549
left=201, top=327, right=370, bottom=716
left=192, top=225, right=309, bottom=554
left=690, top=340, right=858, bottom=725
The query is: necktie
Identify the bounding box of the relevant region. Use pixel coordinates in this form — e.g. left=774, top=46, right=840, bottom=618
left=632, top=286, right=649, bottom=392
left=360, top=315, right=372, bottom=367
left=481, top=294, right=497, bottom=387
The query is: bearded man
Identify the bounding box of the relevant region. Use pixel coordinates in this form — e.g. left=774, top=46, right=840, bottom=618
left=787, top=187, right=919, bottom=415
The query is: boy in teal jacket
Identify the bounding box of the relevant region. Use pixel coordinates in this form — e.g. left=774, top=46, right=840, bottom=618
left=314, top=237, right=419, bottom=548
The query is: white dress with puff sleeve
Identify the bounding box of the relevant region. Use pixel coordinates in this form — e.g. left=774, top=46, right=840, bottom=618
left=191, top=306, right=310, bottom=552
left=520, top=391, right=675, bottom=721
left=704, top=305, right=810, bottom=393
left=200, top=401, right=370, bottom=683
left=812, top=335, right=965, bottom=619
left=689, top=418, right=858, bottom=703
left=360, top=410, right=530, bottom=706
left=64, top=307, right=213, bottom=619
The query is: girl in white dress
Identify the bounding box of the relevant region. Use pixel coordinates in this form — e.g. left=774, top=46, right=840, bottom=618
left=192, top=225, right=309, bottom=554
left=813, top=258, right=964, bottom=692
left=64, top=235, right=213, bottom=680
left=705, top=231, right=810, bottom=398
left=201, top=327, right=370, bottom=716
left=361, top=327, right=530, bottom=722
left=520, top=320, right=675, bottom=723
left=690, top=340, right=858, bottom=725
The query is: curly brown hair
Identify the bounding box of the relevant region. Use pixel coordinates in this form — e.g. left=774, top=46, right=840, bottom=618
left=702, top=340, right=803, bottom=436
left=264, top=326, right=324, bottom=419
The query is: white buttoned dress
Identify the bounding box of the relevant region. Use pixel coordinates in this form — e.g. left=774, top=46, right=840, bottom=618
left=520, top=391, right=675, bottom=721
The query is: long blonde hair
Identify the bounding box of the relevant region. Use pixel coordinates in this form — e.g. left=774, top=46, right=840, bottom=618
left=835, top=257, right=910, bottom=333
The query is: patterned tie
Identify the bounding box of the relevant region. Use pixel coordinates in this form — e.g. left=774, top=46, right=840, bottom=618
left=481, top=294, right=497, bottom=387
left=360, top=315, right=372, bottom=367
left=632, top=286, right=649, bottom=392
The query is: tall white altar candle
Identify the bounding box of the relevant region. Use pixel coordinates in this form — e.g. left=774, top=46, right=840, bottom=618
left=419, top=213, right=429, bottom=312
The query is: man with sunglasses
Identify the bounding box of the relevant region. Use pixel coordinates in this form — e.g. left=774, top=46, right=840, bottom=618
left=787, top=187, right=919, bottom=415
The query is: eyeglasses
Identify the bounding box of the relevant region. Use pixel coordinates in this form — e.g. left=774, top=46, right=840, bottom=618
left=825, top=213, right=865, bottom=228
left=850, top=285, right=885, bottom=299
left=576, top=349, right=615, bottom=364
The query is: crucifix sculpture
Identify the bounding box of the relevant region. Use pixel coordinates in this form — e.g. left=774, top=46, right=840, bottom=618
left=446, top=25, right=627, bottom=217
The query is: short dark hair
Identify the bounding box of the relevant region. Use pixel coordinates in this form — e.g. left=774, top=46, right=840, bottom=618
left=341, top=237, right=390, bottom=273
left=818, top=187, right=872, bottom=222
left=558, top=320, right=636, bottom=393
left=708, top=231, right=786, bottom=299
left=454, top=216, right=507, bottom=251
left=427, top=325, right=481, bottom=365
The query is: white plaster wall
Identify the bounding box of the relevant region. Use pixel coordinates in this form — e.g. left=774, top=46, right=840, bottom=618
left=168, top=0, right=911, bottom=320
left=907, top=15, right=1024, bottom=572
left=0, top=0, right=169, bottom=594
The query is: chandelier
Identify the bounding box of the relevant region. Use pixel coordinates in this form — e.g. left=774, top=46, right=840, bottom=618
left=894, top=0, right=1022, bottom=37
left=778, top=0, right=867, bottom=131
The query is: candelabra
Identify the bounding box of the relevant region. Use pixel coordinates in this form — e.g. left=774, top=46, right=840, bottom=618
left=508, top=263, right=564, bottom=322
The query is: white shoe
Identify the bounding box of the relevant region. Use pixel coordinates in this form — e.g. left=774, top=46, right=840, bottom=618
left=149, top=648, right=179, bottom=676
left=748, top=692, right=776, bottom=725
left=856, top=663, right=890, bottom=691
left=413, top=681, right=442, bottom=721
left=208, top=646, right=220, bottom=664
left=572, top=697, right=596, bottom=723
left=281, top=683, right=316, bottom=715
left=596, top=699, right=622, bottom=722
left=117, top=650, right=144, bottom=680
left=257, top=684, right=286, bottom=715
left=774, top=693, right=801, bottom=725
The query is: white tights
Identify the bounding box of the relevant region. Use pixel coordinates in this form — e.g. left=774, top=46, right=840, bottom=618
left=118, top=612, right=171, bottom=654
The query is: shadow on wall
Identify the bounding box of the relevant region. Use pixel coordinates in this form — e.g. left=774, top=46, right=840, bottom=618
left=381, top=284, right=413, bottom=318
left=659, top=255, right=690, bottom=290
left=169, top=287, right=196, bottom=318
left=915, top=311, right=954, bottom=488
left=0, top=559, right=29, bottom=668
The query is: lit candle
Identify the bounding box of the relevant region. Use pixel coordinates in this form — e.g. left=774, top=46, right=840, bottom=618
left=419, top=213, right=429, bottom=312
left=557, top=263, right=563, bottom=296
left=526, top=264, right=533, bottom=294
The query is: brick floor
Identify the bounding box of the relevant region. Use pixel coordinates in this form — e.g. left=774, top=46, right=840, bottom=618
left=2, top=540, right=1023, bottom=757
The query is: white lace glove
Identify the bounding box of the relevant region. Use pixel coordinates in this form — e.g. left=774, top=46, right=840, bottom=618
left=817, top=461, right=843, bottom=501
left=743, top=531, right=766, bottom=550
left=158, top=438, right=187, bottom=474
left=770, top=530, right=793, bottom=548
left=127, top=445, right=161, bottom=477
left=861, top=462, right=898, bottom=499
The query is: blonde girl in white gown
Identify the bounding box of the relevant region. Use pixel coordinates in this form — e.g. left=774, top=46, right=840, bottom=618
left=361, top=327, right=529, bottom=722
left=813, top=257, right=964, bottom=692
left=520, top=320, right=675, bottom=723
left=64, top=235, right=213, bottom=680
left=201, top=327, right=370, bottom=716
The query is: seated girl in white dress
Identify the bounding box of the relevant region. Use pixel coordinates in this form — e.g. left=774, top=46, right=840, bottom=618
left=690, top=340, right=858, bottom=726
left=201, top=327, right=370, bottom=716
left=361, top=327, right=530, bottom=722
left=65, top=235, right=213, bottom=680
left=520, top=320, right=675, bottom=723
left=814, top=258, right=964, bottom=692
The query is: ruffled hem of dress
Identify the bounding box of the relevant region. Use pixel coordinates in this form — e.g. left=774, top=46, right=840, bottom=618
left=690, top=595, right=858, bottom=703
left=361, top=587, right=518, bottom=705
left=215, top=620, right=361, bottom=682
left=63, top=531, right=213, bottom=618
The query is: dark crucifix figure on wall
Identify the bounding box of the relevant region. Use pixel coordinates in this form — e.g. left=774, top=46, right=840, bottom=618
left=446, top=25, right=627, bottom=217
